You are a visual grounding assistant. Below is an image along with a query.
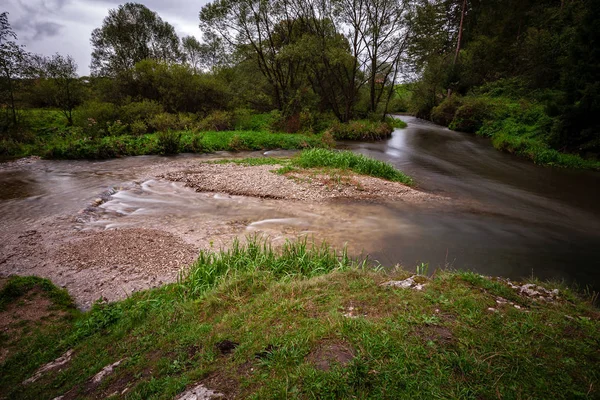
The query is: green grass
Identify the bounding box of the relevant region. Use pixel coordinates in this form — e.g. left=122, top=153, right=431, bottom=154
left=1, top=240, right=598, bottom=399
left=327, top=120, right=395, bottom=141
left=215, top=149, right=414, bottom=185
left=14, top=130, right=325, bottom=160
left=292, top=148, right=413, bottom=185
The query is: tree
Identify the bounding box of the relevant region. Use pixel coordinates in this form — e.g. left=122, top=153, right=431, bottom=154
left=43, top=54, right=84, bottom=125
left=0, top=12, right=29, bottom=128
left=200, top=0, right=307, bottom=112
left=90, top=3, right=182, bottom=76
left=181, top=36, right=203, bottom=73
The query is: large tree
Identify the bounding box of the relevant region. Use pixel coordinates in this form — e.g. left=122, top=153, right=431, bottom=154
left=90, top=3, right=182, bottom=76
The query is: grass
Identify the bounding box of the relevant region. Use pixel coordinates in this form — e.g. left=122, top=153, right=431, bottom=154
left=327, top=119, right=396, bottom=141
left=292, top=148, right=413, bottom=185
left=215, top=149, right=414, bottom=185
left=10, top=130, right=325, bottom=160
left=1, top=238, right=598, bottom=399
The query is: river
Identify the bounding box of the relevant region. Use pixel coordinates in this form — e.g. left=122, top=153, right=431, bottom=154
left=1, top=117, right=599, bottom=292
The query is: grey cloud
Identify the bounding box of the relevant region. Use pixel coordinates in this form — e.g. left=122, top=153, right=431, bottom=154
left=33, top=21, right=64, bottom=39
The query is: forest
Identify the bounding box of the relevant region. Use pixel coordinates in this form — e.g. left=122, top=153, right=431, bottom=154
left=1, top=0, right=598, bottom=168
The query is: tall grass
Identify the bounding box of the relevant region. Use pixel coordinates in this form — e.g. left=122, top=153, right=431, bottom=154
left=292, top=148, right=413, bottom=185
left=178, top=236, right=362, bottom=299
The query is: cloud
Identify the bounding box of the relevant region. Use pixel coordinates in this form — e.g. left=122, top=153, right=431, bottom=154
left=32, top=21, right=64, bottom=40
left=4, top=0, right=210, bottom=75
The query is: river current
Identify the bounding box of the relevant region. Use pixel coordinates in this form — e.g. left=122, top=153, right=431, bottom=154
left=1, top=117, right=599, bottom=289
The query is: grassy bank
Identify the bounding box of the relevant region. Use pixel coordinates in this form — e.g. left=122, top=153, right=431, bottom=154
left=430, top=95, right=600, bottom=170
left=1, top=109, right=409, bottom=160
left=1, top=238, right=598, bottom=399
left=5, top=130, right=325, bottom=160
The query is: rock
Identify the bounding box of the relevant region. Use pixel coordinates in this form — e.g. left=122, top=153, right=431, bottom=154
left=380, top=276, right=426, bottom=290
left=23, top=349, right=74, bottom=385
left=174, top=384, right=224, bottom=400
left=92, top=359, right=123, bottom=384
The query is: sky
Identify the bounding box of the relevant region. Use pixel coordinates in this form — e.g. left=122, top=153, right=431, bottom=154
left=3, top=0, right=208, bottom=75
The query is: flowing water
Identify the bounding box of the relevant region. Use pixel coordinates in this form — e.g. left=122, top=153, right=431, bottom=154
left=1, top=118, right=599, bottom=289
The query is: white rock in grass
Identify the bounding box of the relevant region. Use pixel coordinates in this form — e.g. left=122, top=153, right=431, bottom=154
left=92, top=359, right=123, bottom=384
left=380, top=276, right=426, bottom=290
left=23, top=349, right=74, bottom=385
left=175, top=384, right=224, bottom=400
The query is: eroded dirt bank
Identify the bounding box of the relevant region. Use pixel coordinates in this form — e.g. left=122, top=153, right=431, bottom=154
left=0, top=156, right=447, bottom=308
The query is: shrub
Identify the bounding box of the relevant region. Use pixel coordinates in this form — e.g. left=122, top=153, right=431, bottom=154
left=327, top=120, right=393, bottom=141
left=107, top=120, right=128, bottom=136
left=119, top=100, right=163, bottom=125
left=0, top=138, right=22, bottom=156
left=130, top=120, right=148, bottom=136
left=198, top=110, right=233, bottom=131
left=431, top=96, right=463, bottom=126
left=74, top=101, right=119, bottom=136
left=156, top=130, right=181, bottom=154
left=449, top=97, right=495, bottom=133
left=149, top=113, right=179, bottom=132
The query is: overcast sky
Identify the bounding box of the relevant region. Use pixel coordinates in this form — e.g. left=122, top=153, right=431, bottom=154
left=3, top=0, right=208, bottom=75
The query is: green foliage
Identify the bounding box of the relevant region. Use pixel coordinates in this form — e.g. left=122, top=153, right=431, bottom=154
left=232, top=109, right=275, bottom=131
left=292, top=148, right=413, bottom=185
left=148, top=112, right=179, bottom=133
left=90, top=3, right=181, bottom=76
left=431, top=96, right=463, bottom=126
left=119, top=100, right=164, bottom=125
left=448, top=97, right=495, bottom=133
left=73, top=101, right=119, bottom=137
left=106, top=120, right=128, bottom=136
left=179, top=236, right=359, bottom=299
left=327, top=120, right=394, bottom=141
left=130, top=120, right=148, bottom=136
left=197, top=110, right=233, bottom=131
left=156, top=130, right=182, bottom=154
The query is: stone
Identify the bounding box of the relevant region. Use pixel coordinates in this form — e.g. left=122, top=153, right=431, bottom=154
left=174, top=384, right=224, bottom=400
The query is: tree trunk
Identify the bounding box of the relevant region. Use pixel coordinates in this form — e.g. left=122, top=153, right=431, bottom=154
left=447, top=0, right=467, bottom=99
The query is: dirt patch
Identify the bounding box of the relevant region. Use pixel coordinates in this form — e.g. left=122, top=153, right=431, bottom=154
left=0, top=289, right=69, bottom=364
left=421, top=325, right=454, bottom=345
left=162, top=163, right=438, bottom=204
left=306, top=341, right=355, bottom=371
left=198, top=362, right=255, bottom=399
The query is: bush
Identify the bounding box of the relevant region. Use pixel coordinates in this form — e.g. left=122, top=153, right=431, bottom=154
left=449, top=97, right=495, bottom=133
left=149, top=113, right=179, bottom=132
left=119, top=100, right=163, bottom=125
left=198, top=110, right=233, bottom=131
left=156, top=130, right=181, bottom=154
left=74, top=101, right=119, bottom=137
left=327, top=120, right=393, bottom=141
left=130, top=120, right=148, bottom=136
left=232, top=109, right=270, bottom=131
left=431, top=96, right=463, bottom=126
left=107, top=120, right=128, bottom=136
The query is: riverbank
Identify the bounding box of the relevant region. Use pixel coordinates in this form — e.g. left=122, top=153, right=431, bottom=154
left=428, top=95, right=600, bottom=170
left=1, top=240, right=598, bottom=399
